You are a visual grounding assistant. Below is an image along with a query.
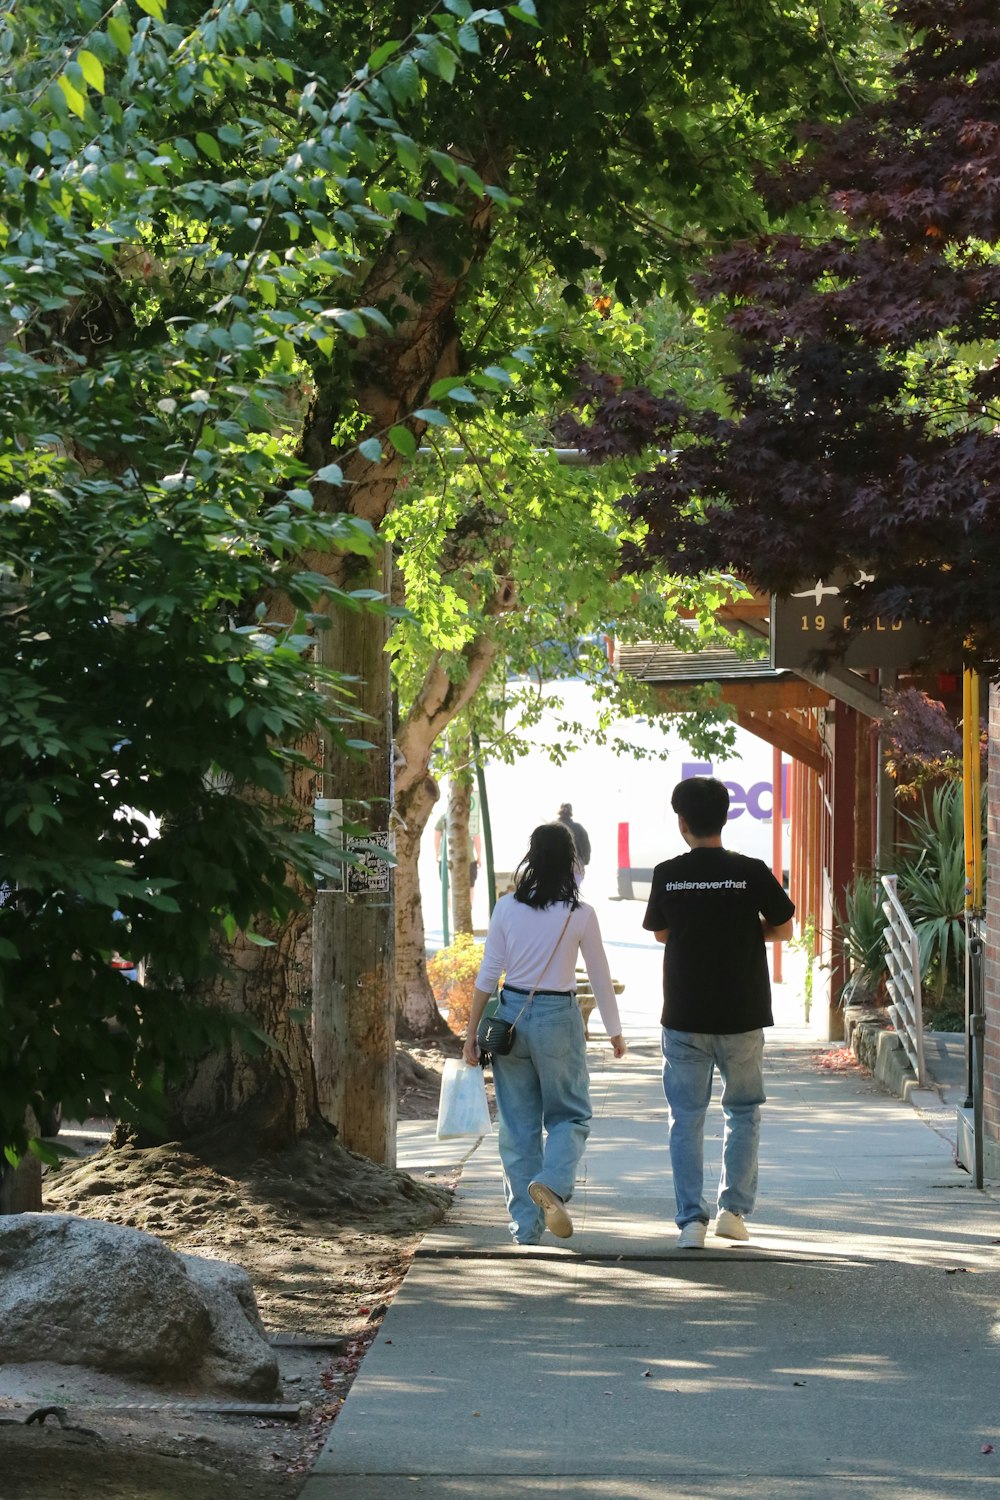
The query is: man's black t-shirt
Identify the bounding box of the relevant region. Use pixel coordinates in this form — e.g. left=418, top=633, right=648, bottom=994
left=642, top=846, right=795, bottom=1033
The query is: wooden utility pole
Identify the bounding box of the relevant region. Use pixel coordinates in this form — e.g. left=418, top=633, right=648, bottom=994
left=312, top=546, right=396, bottom=1166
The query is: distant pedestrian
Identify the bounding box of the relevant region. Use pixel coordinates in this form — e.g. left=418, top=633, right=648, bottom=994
left=463, top=822, right=627, bottom=1244
left=557, top=802, right=591, bottom=882
left=434, top=797, right=483, bottom=914
left=643, top=776, right=794, bottom=1248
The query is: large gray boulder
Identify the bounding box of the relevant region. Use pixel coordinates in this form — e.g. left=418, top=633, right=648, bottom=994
left=0, top=1214, right=278, bottom=1397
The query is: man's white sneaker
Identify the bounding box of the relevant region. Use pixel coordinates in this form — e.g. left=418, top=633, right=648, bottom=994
left=528, top=1181, right=573, bottom=1238
left=715, top=1209, right=750, bottom=1241
left=676, top=1220, right=707, bottom=1249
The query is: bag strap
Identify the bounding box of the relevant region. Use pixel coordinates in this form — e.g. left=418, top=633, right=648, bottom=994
left=508, top=907, right=574, bottom=1028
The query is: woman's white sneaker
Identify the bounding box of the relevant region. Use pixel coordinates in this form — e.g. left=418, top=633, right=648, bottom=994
left=676, top=1221, right=707, bottom=1249
left=715, top=1210, right=750, bottom=1241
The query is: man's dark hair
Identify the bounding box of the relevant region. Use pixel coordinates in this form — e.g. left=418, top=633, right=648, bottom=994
left=671, top=776, right=729, bottom=838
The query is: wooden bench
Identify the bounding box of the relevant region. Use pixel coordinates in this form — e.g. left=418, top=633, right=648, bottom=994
left=576, top=970, right=625, bottom=1039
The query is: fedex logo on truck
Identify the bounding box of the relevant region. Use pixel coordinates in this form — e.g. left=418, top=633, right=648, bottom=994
left=681, top=763, right=788, bottom=822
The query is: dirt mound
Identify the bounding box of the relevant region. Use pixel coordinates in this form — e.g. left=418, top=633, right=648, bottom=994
left=1, top=1042, right=459, bottom=1497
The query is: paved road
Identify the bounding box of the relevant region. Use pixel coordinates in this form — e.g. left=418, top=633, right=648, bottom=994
left=303, top=1009, right=1000, bottom=1500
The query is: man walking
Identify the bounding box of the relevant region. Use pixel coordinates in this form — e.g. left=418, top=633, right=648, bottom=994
left=557, top=802, right=591, bottom=881
left=643, top=776, right=794, bottom=1248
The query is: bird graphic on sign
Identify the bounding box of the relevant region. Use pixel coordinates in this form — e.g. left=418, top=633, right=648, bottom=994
left=791, top=581, right=841, bottom=605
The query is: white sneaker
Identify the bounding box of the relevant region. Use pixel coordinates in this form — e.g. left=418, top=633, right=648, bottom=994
left=676, top=1220, right=707, bottom=1249
left=528, top=1181, right=573, bottom=1238
left=715, top=1209, right=750, bottom=1241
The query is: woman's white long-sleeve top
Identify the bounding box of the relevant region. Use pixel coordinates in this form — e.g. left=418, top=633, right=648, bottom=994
left=474, top=894, right=622, bottom=1039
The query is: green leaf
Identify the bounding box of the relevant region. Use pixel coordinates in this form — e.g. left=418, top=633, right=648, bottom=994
left=135, top=0, right=165, bottom=17
left=457, top=164, right=486, bottom=197
left=388, top=425, right=417, bottom=458
left=422, top=43, right=457, bottom=83
left=428, top=150, right=459, bottom=185
left=332, top=309, right=367, bottom=337
left=429, top=375, right=465, bottom=400
left=78, top=50, right=105, bottom=93
left=392, top=133, right=421, bottom=172
left=384, top=56, right=420, bottom=102
left=314, top=463, right=345, bottom=485
left=57, top=76, right=87, bottom=118
left=107, top=16, right=132, bottom=53
left=196, top=132, right=222, bottom=163
left=370, top=39, right=402, bottom=69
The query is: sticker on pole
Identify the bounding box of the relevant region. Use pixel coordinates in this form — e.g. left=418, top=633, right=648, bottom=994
left=345, top=832, right=394, bottom=894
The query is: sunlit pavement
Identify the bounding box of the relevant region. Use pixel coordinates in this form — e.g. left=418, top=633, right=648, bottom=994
left=306, top=923, right=1000, bottom=1500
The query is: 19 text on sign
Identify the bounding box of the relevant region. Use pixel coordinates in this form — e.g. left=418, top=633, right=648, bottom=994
left=771, top=580, right=928, bottom=671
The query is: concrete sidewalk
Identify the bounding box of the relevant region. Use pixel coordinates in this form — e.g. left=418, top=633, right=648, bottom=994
left=303, top=1019, right=1000, bottom=1500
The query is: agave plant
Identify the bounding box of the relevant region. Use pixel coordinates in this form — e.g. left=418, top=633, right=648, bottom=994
left=897, top=781, right=984, bottom=1003
left=837, top=872, right=889, bottom=1006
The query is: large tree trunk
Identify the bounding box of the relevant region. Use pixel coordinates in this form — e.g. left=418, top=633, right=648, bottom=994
left=169, top=208, right=500, bottom=1150
left=312, top=550, right=396, bottom=1166
left=394, top=770, right=448, bottom=1039
left=293, top=223, right=496, bottom=1148
left=164, top=901, right=317, bottom=1147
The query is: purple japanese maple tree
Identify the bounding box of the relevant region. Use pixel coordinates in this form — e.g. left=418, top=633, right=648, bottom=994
left=558, top=0, right=1000, bottom=673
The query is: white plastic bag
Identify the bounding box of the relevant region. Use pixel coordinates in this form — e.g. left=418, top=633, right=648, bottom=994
left=436, top=1058, right=493, bottom=1139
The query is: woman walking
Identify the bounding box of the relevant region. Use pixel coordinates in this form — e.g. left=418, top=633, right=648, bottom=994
left=462, top=822, right=627, bottom=1244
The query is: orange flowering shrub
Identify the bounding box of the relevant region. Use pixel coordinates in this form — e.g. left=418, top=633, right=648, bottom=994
left=427, top=933, right=486, bottom=1037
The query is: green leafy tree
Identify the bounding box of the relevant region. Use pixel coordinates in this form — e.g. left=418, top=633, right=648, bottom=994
left=287, top=0, right=884, bottom=1072
left=2, top=0, right=884, bottom=1158
left=0, top=0, right=519, bottom=1158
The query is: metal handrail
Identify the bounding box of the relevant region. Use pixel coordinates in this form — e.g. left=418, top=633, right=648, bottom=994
left=881, top=874, right=926, bottom=1087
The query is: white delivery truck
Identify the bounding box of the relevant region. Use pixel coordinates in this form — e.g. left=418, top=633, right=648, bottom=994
left=426, top=681, right=790, bottom=921
left=615, top=742, right=788, bottom=901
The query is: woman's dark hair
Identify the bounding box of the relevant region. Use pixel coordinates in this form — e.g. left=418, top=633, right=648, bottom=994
left=513, top=822, right=580, bottom=910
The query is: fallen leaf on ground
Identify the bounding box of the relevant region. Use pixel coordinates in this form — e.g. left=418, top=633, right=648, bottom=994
left=811, top=1048, right=863, bottom=1073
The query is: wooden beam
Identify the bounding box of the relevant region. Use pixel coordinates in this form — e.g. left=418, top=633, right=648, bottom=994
left=734, top=710, right=825, bottom=775
left=717, top=680, right=829, bottom=712
left=796, top=665, right=885, bottom=719
left=648, top=678, right=828, bottom=715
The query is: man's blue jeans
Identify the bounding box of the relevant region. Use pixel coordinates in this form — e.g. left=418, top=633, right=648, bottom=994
left=661, top=1027, right=766, bottom=1228
left=492, top=990, right=592, bottom=1243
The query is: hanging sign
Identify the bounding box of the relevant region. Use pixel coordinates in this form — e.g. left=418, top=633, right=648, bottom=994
left=771, top=573, right=928, bottom=671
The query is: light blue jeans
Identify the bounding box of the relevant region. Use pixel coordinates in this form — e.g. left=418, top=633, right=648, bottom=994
left=492, top=989, right=592, bottom=1244
left=661, top=1028, right=766, bottom=1229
